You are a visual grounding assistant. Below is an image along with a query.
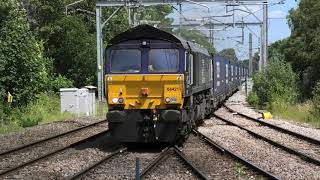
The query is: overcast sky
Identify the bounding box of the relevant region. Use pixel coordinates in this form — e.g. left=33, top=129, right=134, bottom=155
left=168, top=0, right=298, bottom=60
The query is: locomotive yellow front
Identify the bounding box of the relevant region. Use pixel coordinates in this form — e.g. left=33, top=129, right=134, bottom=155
left=106, top=74, right=184, bottom=110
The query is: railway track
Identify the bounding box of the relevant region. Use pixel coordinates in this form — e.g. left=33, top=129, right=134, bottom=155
left=223, top=104, right=320, bottom=145
left=0, top=120, right=107, bottom=156
left=0, top=120, right=108, bottom=177
left=140, top=146, right=209, bottom=180
left=193, top=130, right=279, bottom=179
left=69, top=147, right=128, bottom=180
left=215, top=105, right=320, bottom=166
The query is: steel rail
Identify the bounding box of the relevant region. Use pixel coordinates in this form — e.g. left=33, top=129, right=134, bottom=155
left=223, top=104, right=320, bottom=145
left=0, top=130, right=109, bottom=177
left=173, top=146, right=209, bottom=180
left=193, top=130, right=280, bottom=179
left=69, top=147, right=128, bottom=180
left=139, top=147, right=172, bottom=179
left=0, top=119, right=108, bottom=156
left=214, top=113, right=320, bottom=166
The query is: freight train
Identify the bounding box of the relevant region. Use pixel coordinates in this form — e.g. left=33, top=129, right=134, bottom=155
left=105, top=25, right=248, bottom=143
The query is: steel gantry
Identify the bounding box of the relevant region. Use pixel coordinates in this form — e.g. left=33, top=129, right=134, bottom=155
left=95, top=0, right=268, bottom=102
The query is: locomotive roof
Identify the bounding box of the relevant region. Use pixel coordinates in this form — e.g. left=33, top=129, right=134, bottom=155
left=108, top=24, right=209, bottom=56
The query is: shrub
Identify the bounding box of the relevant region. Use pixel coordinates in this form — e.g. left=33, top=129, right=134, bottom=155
left=252, top=59, right=298, bottom=110
left=12, top=93, right=72, bottom=128
left=0, top=0, right=48, bottom=106
left=48, top=75, right=74, bottom=93
left=311, top=81, right=320, bottom=117
left=247, top=91, right=259, bottom=108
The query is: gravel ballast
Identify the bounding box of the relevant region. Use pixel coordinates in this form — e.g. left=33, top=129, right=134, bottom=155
left=199, top=118, right=320, bottom=179
left=2, top=133, right=120, bottom=179
left=145, top=154, right=198, bottom=180
left=81, top=149, right=162, bottom=180
left=0, top=121, right=107, bottom=176
left=215, top=107, right=320, bottom=162
left=226, top=89, right=320, bottom=141
left=181, top=134, right=263, bottom=179
left=0, top=117, right=102, bottom=153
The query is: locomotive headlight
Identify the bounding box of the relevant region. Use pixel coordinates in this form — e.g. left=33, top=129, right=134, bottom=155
left=112, top=98, right=118, bottom=104
left=118, top=98, right=124, bottom=104
left=165, top=97, right=171, bottom=103
left=171, top=97, right=177, bottom=103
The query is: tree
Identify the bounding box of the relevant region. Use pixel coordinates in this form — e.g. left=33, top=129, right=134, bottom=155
left=49, top=16, right=96, bottom=87
left=178, top=28, right=216, bottom=54
left=218, top=48, right=238, bottom=62
left=285, top=0, right=320, bottom=92
left=0, top=0, right=48, bottom=105
left=137, top=5, right=174, bottom=32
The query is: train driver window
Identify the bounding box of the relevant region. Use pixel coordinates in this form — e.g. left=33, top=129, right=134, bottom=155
left=148, top=49, right=179, bottom=72
left=110, top=49, right=141, bottom=73
left=188, top=54, right=194, bottom=85
left=216, top=62, right=220, bottom=79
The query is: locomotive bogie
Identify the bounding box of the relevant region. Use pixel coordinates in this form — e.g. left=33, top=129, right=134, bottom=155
left=107, top=109, right=183, bottom=143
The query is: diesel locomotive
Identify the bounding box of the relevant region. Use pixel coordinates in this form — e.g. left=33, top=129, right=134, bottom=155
left=105, top=25, right=247, bottom=143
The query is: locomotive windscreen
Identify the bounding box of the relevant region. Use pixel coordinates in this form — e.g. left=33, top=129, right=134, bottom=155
left=110, top=49, right=141, bottom=73
left=148, top=49, right=179, bottom=72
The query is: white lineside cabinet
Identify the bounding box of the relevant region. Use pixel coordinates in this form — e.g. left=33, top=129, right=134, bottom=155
left=84, top=86, right=97, bottom=115
left=60, top=87, right=96, bottom=116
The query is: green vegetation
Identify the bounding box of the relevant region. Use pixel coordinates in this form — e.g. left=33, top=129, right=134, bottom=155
left=218, top=48, right=238, bottom=62
left=0, top=0, right=174, bottom=134
left=0, top=93, right=74, bottom=134
left=248, top=0, right=320, bottom=128
left=0, top=0, right=48, bottom=106
left=234, top=163, right=246, bottom=178
left=178, top=28, right=216, bottom=54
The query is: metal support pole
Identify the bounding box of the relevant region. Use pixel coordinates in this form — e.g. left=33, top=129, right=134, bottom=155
left=179, top=3, right=182, bottom=36
left=259, top=24, right=263, bottom=71
left=128, top=3, right=132, bottom=27
left=96, top=7, right=103, bottom=102
left=249, top=33, right=253, bottom=76
left=133, top=8, right=137, bottom=26
left=262, top=2, right=268, bottom=67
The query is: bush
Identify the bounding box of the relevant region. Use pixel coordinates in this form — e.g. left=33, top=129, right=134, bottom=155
left=247, top=91, right=259, bottom=108
left=252, top=59, right=298, bottom=110
left=310, top=81, right=320, bottom=118
left=1, top=93, right=73, bottom=129
left=0, top=0, right=48, bottom=106
left=48, top=75, right=74, bottom=93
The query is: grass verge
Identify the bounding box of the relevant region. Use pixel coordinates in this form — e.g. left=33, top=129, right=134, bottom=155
left=0, top=93, right=109, bottom=135
left=271, top=102, right=320, bottom=128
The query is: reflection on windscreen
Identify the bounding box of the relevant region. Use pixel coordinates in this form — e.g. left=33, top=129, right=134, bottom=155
left=110, top=49, right=141, bottom=73
left=148, top=49, right=179, bottom=72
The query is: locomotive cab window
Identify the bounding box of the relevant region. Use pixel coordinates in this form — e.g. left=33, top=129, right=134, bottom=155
left=110, top=49, right=141, bottom=73
left=148, top=49, right=179, bottom=72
